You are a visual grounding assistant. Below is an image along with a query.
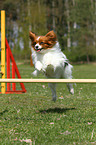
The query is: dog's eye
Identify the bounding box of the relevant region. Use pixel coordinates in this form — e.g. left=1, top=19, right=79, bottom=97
left=40, top=42, right=44, bottom=45
left=33, top=42, right=36, bottom=45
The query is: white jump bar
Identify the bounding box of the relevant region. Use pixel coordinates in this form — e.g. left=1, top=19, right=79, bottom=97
left=0, top=79, right=96, bottom=83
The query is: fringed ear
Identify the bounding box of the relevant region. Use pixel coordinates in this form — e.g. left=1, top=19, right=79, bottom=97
left=29, top=31, right=36, bottom=41
left=45, top=30, right=57, bottom=48
left=45, top=30, right=57, bottom=42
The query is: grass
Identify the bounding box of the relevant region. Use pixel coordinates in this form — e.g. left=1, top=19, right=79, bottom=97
left=0, top=63, right=96, bottom=145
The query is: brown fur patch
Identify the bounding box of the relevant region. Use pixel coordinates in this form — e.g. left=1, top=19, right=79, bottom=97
left=29, top=30, right=57, bottom=51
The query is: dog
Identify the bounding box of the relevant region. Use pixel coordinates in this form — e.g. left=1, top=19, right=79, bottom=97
left=29, top=30, right=74, bottom=101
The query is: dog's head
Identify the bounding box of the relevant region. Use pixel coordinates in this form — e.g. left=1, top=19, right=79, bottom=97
left=29, top=30, right=57, bottom=52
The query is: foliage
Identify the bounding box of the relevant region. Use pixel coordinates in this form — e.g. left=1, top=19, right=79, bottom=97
left=69, top=0, right=96, bottom=62
left=0, top=0, right=96, bottom=62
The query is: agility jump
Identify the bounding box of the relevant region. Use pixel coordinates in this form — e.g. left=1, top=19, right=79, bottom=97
left=0, top=79, right=96, bottom=83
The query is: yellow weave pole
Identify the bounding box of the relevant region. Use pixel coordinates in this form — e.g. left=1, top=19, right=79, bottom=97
left=1, top=10, right=5, bottom=94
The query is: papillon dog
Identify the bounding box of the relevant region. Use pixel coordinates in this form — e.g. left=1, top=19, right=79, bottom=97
left=29, top=30, right=74, bottom=101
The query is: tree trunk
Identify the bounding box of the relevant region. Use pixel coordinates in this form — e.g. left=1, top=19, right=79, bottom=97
left=72, top=0, right=77, bottom=29
left=91, top=0, right=96, bottom=47
left=65, top=0, right=71, bottom=50
left=87, top=54, right=90, bottom=63
left=52, top=0, right=55, bottom=31
left=28, top=0, right=32, bottom=48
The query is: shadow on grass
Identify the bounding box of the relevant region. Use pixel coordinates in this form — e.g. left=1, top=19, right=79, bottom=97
left=40, top=107, right=76, bottom=114
left=0, top=109, right=8, bottom=116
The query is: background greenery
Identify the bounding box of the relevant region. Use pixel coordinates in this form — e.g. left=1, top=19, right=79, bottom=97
left=0, top=0, right=96, bottom=62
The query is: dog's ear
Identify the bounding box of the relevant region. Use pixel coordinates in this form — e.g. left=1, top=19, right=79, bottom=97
left=29, top=31, right=36, bottom=41
left=45, top=30, right=57, bottom=42
left=45, top=30, right=57, bottom=48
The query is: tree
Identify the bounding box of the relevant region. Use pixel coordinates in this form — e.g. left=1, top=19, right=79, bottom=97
left=0, top=0, right=96, bottom=62
left=1, top=0, right=47, bottom=59
left=68, top=0, right=96, bottom=62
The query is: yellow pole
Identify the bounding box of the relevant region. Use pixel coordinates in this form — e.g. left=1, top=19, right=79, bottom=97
left=1, top=10, right=5, bottom=94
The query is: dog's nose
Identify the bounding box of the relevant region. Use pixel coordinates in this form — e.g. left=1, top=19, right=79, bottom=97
left=35, top=46, right=38, bottom=49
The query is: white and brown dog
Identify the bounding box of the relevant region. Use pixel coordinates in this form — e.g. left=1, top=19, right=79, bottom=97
left=29, top=30, right=74, bottom=101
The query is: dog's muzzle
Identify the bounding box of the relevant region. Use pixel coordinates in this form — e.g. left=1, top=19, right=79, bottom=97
left=35, top=45, right=44, bottom=52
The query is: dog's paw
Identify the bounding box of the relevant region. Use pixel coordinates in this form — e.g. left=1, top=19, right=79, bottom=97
left=35, top=61, right=43, bottom=71
left=52, top=95, right=57, bottom=102
left=32, top=70, right=38, bottom=77
left=70, top=88, right=74, bottom=95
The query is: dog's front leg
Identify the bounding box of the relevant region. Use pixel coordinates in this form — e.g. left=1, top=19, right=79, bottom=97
left=48, top=83, right=57, bottom=102
left=35, top=61, right=43, bottom=71
left=32, top=61, right=43, bottom=77
left=32, top=69, right=39, bottom=77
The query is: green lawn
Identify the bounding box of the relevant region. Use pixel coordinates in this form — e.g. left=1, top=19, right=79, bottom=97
left=0, top=63, right=96, bottom=145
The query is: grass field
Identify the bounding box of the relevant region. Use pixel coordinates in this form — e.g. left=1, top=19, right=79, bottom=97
left=0, top=63, right=96, bottom=145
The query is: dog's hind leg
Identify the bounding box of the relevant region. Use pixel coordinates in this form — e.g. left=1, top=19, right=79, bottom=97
left=63, top=63, right=74, bottom=95
left=66, top=83, right=74, bottom=95
left=48, top=83, right=57, bottom=102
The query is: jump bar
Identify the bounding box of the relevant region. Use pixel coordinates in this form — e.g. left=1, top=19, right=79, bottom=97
left=0, top=79, right=96, bottom=83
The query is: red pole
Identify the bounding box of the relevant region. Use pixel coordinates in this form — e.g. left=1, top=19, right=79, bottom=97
left=12, top=62, right=16, bottom=91
left=6, top=39, right=11, bottom=91
left=5, top=38, right=26, bottom=93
